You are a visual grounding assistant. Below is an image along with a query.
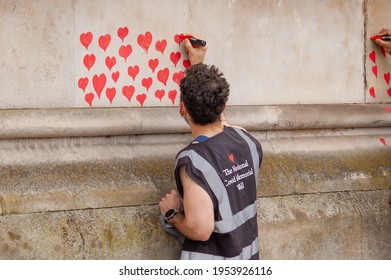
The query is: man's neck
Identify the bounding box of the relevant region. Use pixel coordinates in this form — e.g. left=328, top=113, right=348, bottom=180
left=190, top=121, right=224, bottom=139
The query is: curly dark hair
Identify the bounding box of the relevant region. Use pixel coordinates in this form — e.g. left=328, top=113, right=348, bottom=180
left=180, top=63, right=230, bottom=125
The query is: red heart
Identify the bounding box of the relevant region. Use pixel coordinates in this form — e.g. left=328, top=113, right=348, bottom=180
left=183, top=59, right=191, bottom=69
left=168, top=89, right=177, bottom=105
left=385, top=106, right=391, bottom=114
left=92, top=73, right=106, bottom=98
left=98, top=34, right=111, bottom=52
left=148, top=58, right=159, bottom=73
left=117, top=26, right=129, bottom=42
left=128, top=65, right=139, bottom=81
left=369, top=50, right=376, bottom=64
left=111, top=71, right=119, bottom=83
left=141, top=77, right=153, bottom=92
left=172, top=71, right=184, bottom=86
left=155, top=39, right=167, bottom=55
left=105, top=56, right=116, bottom=71
left=229, top=153, right=234, bottom=163
left=381, top=47, right=386, bottom=58
left=122, top=85, right=135, bottom=102
left=157, top=68, right=169, bottom=86
left=83, top=54, right=96, bottom=71
left=85, top=93, right=94, bottom=107
left=78, top=77, right=88, bottom=92
left=379, top=138, right=387, bottom=146
left=369, top=86, right=375, bottom=98
left=155, top=89, right=165, bottom=101
left=372, top=65, right=378, bottom=78
left=80, top=32, right=93, bottom=50
left=170, top=52, right=181, bottom=67
left=388, top=88, right=391, bottom=98
left=384, top=72, right=390, bottom=85
left=106, top=87, right=116, bottom=104
left=136, top=94, right=147, bottom=106
left=137, top=31, right=152, bottom=54
left=119, top=44, right=132, bottom=62
left=174, top=33, right=184, bottom=46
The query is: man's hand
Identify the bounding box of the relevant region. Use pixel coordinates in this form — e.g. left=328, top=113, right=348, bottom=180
left=374, top=28, right=391, bottom=55
left=183, top=34, right=208, bottom=65
left=159, top=189, right=183, bottom=215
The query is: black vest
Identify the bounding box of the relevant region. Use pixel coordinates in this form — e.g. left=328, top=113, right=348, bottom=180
left=174, top=126, right=262, bottom=259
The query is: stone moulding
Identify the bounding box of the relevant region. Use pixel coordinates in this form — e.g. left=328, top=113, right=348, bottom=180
left=0, top=104, right=389, bottom=139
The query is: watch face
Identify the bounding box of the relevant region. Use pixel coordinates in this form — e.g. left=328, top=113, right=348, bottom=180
left=165, top=209, right=176, bottom=218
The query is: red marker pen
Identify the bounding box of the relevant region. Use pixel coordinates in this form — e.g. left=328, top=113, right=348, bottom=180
left=370, top=35, right=391, bottom=41
left=179, top=35, right=207, bottom=46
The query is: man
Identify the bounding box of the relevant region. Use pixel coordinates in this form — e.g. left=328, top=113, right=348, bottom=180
left=159, top=36, right=263, bottom=260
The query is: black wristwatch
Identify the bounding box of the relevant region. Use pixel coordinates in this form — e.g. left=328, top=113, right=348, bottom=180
left=164, top=209, right=179, bottom=223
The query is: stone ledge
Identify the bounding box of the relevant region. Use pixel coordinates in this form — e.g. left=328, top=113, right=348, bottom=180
left=0, top=132, right=389, bottom=215
left=0, top=104, right=389, bottom=139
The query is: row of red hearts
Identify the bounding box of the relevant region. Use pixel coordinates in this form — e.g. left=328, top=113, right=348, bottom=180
left=80, top=29, right=186, bottom=54
left=82, top=52, right=189, bottom=72
left=84, top=87, right=178, bottom=108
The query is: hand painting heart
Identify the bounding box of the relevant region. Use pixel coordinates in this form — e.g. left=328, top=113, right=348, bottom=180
left=78, top=29, right=190, bottom=107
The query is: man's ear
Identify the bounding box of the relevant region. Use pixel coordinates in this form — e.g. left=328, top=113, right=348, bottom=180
left=179, top=101, right=186, bottom=117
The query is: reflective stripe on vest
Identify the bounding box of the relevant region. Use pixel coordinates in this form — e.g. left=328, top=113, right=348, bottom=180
left=181, top=237, right=259, bottom=260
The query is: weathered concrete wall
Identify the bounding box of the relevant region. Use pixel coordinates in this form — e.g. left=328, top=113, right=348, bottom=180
left=0, top=0, right=372, bottom=108
left=0, top=105, right=390, bottom=259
